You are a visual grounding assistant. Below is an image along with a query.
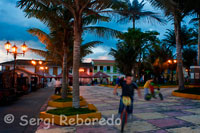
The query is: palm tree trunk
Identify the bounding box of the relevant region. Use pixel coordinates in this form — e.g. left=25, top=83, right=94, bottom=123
left=72, top=21, right=81, bottom=108
left=174, top=18, right=184, bottom=90
left=198, top=14, right=200, bottom=65
left=61, top=30, right=68, bottom=99
left=133, top=17, right=136, bottom=29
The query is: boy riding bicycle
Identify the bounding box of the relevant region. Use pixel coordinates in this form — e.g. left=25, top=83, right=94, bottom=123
left=113, top=74, right=142, bottom=119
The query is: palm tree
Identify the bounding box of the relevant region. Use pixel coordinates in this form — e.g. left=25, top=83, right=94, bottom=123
left=113, top=0, right=163, bottom=29
left=28, top=28, right=101, bottom=82
left=163, top=25, right=197, bottom=49
left=110, top=28, right=159, bottom=77
left=18, top=0, right=121, bottom=108
left=148, top=0, right=190, bottom=90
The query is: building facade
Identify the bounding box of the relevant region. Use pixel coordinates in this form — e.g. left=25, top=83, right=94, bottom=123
left=92, top=59, right=124, bottom=82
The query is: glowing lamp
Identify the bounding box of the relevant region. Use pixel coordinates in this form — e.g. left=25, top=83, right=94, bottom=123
left=45, top=67, right=48, bottom=70
left=39, top=61, right=43, bottom=65
left=12, top=45, right=18, bottom=54
left=168, top=60, right=172, bottom=64
left=40, top=66, right=44, bottom=70
left=4, top=41, right=11, bottom=51
left=31, top=60, right=37, bottom=65
left=21, top=43, right=27, bottom=53
left=173, top=60, right=177, bottom=63
left=79, top=68, right=84, bottom=72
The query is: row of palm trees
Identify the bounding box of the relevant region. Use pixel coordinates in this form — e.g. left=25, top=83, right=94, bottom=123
left=17, top=0, right=200, bottom=108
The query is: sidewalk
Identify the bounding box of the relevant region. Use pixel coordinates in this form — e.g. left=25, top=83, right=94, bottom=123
left=36, top=86, right=200, bottom=133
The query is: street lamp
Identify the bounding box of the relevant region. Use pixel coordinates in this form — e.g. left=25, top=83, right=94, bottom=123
left=167, top=59, right=177, bottom=84
left=4, top=41, right=28, bottom=87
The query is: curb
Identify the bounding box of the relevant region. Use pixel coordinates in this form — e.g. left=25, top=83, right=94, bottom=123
left=172, top=91, right=200, bottom=100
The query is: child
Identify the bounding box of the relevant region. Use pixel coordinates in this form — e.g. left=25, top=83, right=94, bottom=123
left=144, top=79, right=154, bottom=97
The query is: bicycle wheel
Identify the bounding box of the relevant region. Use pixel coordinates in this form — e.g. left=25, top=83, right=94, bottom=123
left=121, top=110, right=128, bottom=133
left=145, top=94, right=152, bottom=101
left=159, top=93, right=164, bottom=100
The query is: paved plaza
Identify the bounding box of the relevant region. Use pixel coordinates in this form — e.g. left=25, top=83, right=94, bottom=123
left=37, top=86, right=200, bottom=133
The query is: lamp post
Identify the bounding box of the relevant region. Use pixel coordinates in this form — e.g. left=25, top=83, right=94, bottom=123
left=4, top=41, right=28, bottom=87
left=167, top=59, right=177, bottom=84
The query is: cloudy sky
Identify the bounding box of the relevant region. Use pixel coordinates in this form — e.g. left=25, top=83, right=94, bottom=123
left=0, top=0, right=193, bottom=63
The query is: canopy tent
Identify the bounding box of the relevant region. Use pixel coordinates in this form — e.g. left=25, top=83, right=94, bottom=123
left=93, top=71, right=110, bottom=78
left=56, top=73, right=73, bottom=78
left=36, top=71, right=54, bottom=78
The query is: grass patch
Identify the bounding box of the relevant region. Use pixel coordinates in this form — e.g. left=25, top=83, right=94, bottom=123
left=175, top=88, right=200, bottom=95
left=46, top=107, right=96, bottom=116
left=54, top=97, right=72, bottom=102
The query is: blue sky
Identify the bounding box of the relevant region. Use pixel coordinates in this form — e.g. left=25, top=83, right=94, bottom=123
left=0, top=0, right=194, bottom=63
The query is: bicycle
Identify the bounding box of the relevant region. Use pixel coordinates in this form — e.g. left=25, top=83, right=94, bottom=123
left=116, top=93, right=132, bottom=133
left=145, top=87, right=164, bottom=101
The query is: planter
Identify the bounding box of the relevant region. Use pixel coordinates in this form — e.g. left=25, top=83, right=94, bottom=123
left=172, top=91, right=200, bottom=100
left=51, top=95, right=83, bottom=100
left=48, top=97, right=87, bottom=108
left=39, top=104, right=101, bottom=126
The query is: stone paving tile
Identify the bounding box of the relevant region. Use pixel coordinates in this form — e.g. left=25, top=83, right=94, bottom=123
left=139, top=129, right=169, bottom=133
left=177, top=115, right=200, bottom=125
left=184, top=108, right=200, bottom=114
left=134, top=112, right=168, bottom=120
left=147, top=118, right=189, bottom=128
left=163, top=111, right=194, bottom=117
left=167, top=126, right=200, bottom=133
left=100, top=110, right=118, bottom=117
left=115, top=121, right=159, bottom=132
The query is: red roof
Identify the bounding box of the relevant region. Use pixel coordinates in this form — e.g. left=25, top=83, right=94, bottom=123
left=92, top=60, right=115, bottom=63
left=93, top=71, right=110, bottom=78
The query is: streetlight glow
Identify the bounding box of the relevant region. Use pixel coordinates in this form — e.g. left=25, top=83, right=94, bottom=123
left=31, top=60, right=37, bottom=65
left=4, top=41, right=11, bottom=51
left=12, top=45, right=18, bottom=54
left=39, top=61, right=43, bottom=65
left=21, top=43, right=28, bottom=53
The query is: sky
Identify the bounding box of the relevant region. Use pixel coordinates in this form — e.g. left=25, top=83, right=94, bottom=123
left=0, top=0, right=194, bottom=64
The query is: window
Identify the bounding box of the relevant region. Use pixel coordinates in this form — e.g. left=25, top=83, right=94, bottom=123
left=5, top=66, right=10, bottom=71
left=107, top=66, right=110, bottom=73
left=113, top=66, right=117, bottom=73
left=94, top=66, right=97, bottom=73
left=53, top=67, right=58, bottom=75
left=100, top=66, right=103, bottom=72
left=90, top=68, right=93, bottom=73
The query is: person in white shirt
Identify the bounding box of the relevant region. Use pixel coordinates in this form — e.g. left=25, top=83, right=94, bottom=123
left=54, top=78, right=62, bottom=95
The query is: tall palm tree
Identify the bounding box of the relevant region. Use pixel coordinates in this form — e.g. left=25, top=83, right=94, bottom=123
left=18, top=0, right=121, bottom=108
left=113, top=0, right=163, bottom=29
left=148, top=0, right=190, bottom=90
left=17, top=0, right=74, bottom=99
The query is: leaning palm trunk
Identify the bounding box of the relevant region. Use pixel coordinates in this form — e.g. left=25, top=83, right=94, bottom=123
left=174, top=18, right=184, bottom=90
left=198, top=15, right=200, bottom=65
left=72, top=21, right=81, bottom=108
